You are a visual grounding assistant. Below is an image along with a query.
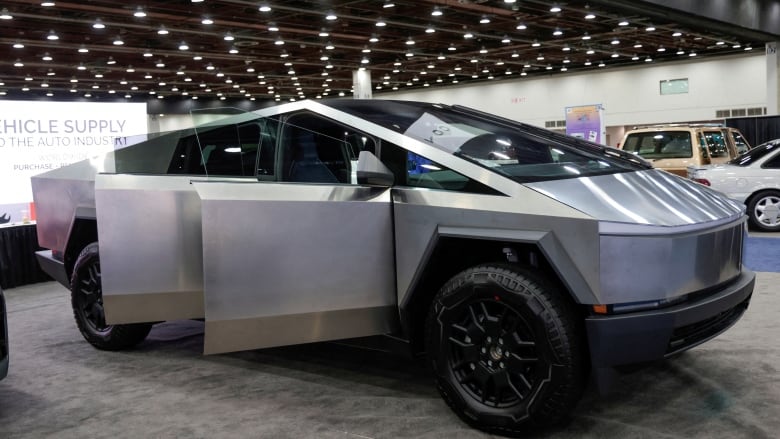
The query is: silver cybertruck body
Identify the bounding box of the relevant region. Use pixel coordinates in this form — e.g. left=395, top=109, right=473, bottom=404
left=32, top=100, right=754, bottom=434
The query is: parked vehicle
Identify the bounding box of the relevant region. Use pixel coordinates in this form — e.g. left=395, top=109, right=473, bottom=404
left=32, top=100, right=754, bottom=434
left=689, top=138, right=780, bottom=231
left=1, top=287, right=8, bottom=380
left=619, top=124, right=750, bottom=176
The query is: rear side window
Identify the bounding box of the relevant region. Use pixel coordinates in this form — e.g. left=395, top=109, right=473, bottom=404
left=703, top=131, right=730, bottom=158
left=622, top=132, right=693, bottom=159
left=168, top=121, right=265, bottom=177
left=732, top=131, right=751, bottom=154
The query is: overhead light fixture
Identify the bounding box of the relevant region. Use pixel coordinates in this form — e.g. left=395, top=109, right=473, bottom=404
left=598, top=62, right=605, bottom=67
left=646, top=26, right=656, bottom=31
left=426, top=26, right=435, bottom=34
left=258, top=3, right=271, bottom=12
left=201, top=17, right=214, bottom=25
left=550, top=4, right=562, bottom=13
left=732, top=43, right=741, bottom=49
left=0, top=10, right=13, bottom=20
left=93, top=19, right=105, bottom=29
left=516, top=23, right=527, bottom=30
left=78, top=45, right=89, bottom=53
left=584, top=60, right=592, bottom=66
left=502, top=35, right=511, bottom=43
left=319, top=30, right=329, bottom=37
left=126, top=66, right=135, bottom=72
left=553, top=28, right=563, bottom=36
left=744, top=46, right=753, bottom=51
left=634, top=42, right=643, bottom=48
left=158, top=26, right=169, bottom=35
left=155, top=60, right=165, bottom=67
left=193, top=55, right=202, bottom=60
left=361, top=57, right=369, bottom=64
left=611, top=39, right=620, bottom=45
left=274, top=38, right=284, bottom=45
left=448, top=44, right=456, bottom=51
left=586, top=48, right=595, bottom=55
left=41, top=2, right=55, bottom=7
left=585, top=13, right=596, bottom=19
left=13, top=42, right=24, bottom=48
left=618, top=20, right=629, bottom=26
left=13, top=59, right=24, bottom=67
left=362, top=46, right=371, bottom=53
left=369, top=35, right=379, bottom=42
left=133, top=8, right=146, bottom=18
left=113, top=37, right=124, bottom=45
left=406, top=37, right=415, bottom=45
left=676, top=49, right=685, bottom=55
left=229, top=46, right=239, bottom=53
left=179, top=42, right=189, bottom=50
left=531, top=40, right=541, bottom=47
left=383, top=1, right=395, bottom=8
left=463, top=32, right=474, bottom=39
left=431, top=7, right=442, bottom=16
left=672, top=31, right=682, bottom=37
left=375, top=19, right=386, bottom=27
left=47, top=30, right=59, bottom=40
left=582, top=33, right=591, bottom=40
left=224, top=32, right=234, bottom=41
left=42, top=52, right=53, bottom=60
left=611, top=52, right=619, bottom=58
left=325, top=12, right=337, bottom=20
left=438, top=53, right=446, bottom=60
left=631, top=55, right=640, bottom=60
left=268, top=23, right=279, bottom=32
left=645, top=57, right=653, bottom=62
left=716, top=41, right=725, bottom=46
left=657, top=46, right=666, bottom=52
left=480, top=16, right=490, bottom=24
left=325, top=42, right=334, bottom=50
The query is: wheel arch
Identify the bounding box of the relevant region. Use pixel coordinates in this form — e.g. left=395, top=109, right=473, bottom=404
left=63, top=209, right=98, bottom=280
left=399, top=228, right=593, bottom=356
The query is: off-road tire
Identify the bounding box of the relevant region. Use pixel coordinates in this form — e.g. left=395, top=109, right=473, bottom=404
left=426, top=264, right=585, bottom=435
left=70, top=242, right=152, bottom=350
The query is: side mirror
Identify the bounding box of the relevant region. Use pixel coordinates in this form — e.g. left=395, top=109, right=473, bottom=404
left=356, top=151, right=394, bottom=186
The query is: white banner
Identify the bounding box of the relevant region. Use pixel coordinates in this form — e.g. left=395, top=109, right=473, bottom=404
left=0, top=100, right=147, bottom=209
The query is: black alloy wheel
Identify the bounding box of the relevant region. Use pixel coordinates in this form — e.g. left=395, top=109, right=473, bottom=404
left=70, top=242, right=152, bottom=350
left=426, top=264, right=584, bottom=435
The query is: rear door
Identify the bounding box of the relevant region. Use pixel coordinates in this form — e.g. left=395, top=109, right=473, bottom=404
left=195, top=111, right=397, bottom=354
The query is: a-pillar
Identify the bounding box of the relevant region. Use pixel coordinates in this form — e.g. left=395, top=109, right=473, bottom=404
left=768, top=42, right=780, bottom=115
left=352, top=69, right=372, bottom=99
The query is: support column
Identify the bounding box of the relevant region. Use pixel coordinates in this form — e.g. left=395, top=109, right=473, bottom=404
left=352, top=69, right=372, bottom=99
left=768, top=42, right=779, bottom=115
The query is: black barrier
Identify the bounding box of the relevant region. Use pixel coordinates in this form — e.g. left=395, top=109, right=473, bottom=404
left=0, top=224, right=52, bottom=289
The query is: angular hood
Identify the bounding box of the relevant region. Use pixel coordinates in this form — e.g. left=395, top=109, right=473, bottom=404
left=525, top=169, right=744, bottom=227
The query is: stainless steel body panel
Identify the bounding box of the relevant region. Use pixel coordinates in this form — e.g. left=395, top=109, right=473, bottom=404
left=193, top=181, right=397, bottom=354
left=95, top=174, right=205, bottom=323
left=525, top=169, right=744, bottom=227
left=599, top=217, right=745, bottom=303
left=391, top=188, right=601, bottom=304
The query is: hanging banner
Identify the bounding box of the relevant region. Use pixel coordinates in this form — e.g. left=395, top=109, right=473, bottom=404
left=565, top=104, right=605, bottom=145
left=0, top=100, right=147, bottom=224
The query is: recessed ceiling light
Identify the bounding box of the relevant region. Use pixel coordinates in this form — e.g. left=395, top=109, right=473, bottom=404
left=325, top=42, right=334, bottom=50
left=156, top=60, right=165, bottom=67
left=193, top=55, right=202, bottom=60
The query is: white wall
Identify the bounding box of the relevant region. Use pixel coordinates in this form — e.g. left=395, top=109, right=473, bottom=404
left=378, top=53, right=767, bottom=129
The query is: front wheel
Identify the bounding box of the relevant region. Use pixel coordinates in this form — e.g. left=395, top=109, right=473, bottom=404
left=747, top=190, right=780, bottom=232
left=426, top=264, right=584, bottom=435
left=70, top=242, right=152, bottom=350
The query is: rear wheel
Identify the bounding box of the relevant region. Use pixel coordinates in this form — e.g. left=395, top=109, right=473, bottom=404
left=426, top=264, right=584, bottom=435
left=70, top=242, right=152, bottom=350
left=747, top=190, right=780, bottom=232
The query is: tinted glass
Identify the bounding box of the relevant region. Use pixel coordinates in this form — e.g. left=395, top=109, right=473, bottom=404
left=168, top=122, right=261, bottom=176
left=325, top=100, right=645, bottom=184
left=730, top=140, right=780, bottom=166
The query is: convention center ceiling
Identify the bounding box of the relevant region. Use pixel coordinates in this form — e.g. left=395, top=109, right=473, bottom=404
left=0, top=0, right=775, bottom=102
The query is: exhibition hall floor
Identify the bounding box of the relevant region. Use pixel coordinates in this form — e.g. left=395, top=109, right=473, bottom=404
left=1, top=273, right=778, bottom=438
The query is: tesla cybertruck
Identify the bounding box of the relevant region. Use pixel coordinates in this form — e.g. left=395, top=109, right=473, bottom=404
left=32, top=99, right=754, bottom=434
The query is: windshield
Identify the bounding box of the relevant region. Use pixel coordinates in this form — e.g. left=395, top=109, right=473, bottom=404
left=324, top=100, right=647, bottom=183
left=729, top=139, right=780, bottom=166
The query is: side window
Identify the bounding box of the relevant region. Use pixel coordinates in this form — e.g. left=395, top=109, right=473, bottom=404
left=168, top=120, right=264, bottom=177
left=762, top=154, right=780, bottom=169
left=704, top=131, right=729, bottom=158
left=280, top=112, right=375, bottom=184
left=380, top=142, right=501, bottom=195
left=732, top=132, right=750, bottom=155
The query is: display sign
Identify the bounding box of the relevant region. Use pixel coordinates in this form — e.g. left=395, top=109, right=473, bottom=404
left=0, top=100, right=147, bottom=223
left=565, top=104, right=605, bottom=145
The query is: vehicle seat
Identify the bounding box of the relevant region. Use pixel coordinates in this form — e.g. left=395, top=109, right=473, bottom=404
left=288, top=131, right=338, bottom=183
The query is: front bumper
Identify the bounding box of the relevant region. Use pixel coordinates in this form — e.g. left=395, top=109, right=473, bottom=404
left=585, top=269, right=755, bottom=368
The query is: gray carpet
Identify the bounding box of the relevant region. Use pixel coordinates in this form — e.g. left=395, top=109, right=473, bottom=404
left=0, top=274, right=778, bottom=439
